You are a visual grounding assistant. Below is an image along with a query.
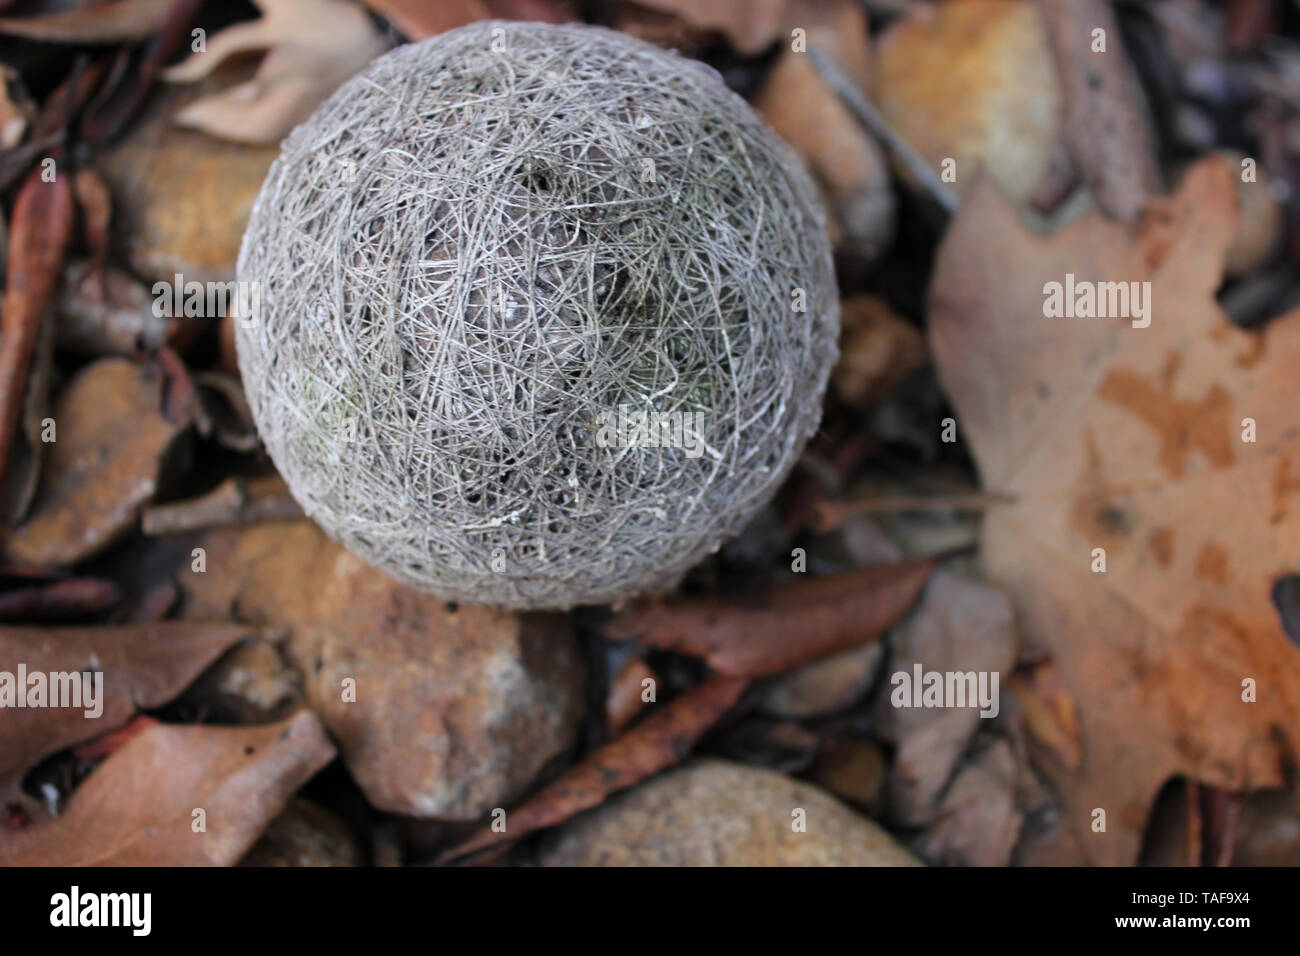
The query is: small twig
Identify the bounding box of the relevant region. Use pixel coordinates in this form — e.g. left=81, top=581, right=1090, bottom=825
left=807, top=44, right=959, bottom=216
left=811, top=490, right=1015, bottom=532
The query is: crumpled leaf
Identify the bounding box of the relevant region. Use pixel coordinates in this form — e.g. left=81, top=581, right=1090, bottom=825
left=928, top=155, right=1300, bottom=864
left=0, top=710, right=335, bottom=865
left=163, top=0, right=386, bottom=145
left=0, top=622, right=250, bottom=784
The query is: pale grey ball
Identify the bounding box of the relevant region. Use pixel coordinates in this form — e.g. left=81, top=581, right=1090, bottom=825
left=236, top=20, right=839, bottom=610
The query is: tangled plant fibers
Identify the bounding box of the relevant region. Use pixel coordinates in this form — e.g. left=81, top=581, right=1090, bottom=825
left=236, top=20, right=839, bottom=610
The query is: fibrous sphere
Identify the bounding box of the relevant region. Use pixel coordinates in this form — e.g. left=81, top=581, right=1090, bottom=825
left=236, top=20, right=839, bottom=610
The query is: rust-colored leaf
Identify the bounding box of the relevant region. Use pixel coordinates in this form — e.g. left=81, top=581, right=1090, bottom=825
left=606, top=559, right=933, bottom=677
left=0, top=621, right=250, bottom=782
left=0, top=167, right=74, bottom=494
left=0, top=711, right=335, bottom=865
left=72, top=714, right=159, bottom=760
left=928, top=155, right=1300, bottom=863
left=436, top=674, right=748, bottom=864
left=0, top=0, right=173, bottom=43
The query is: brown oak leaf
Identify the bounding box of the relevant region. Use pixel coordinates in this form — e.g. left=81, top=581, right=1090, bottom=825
left=928, top=155, right=1300, bottom=864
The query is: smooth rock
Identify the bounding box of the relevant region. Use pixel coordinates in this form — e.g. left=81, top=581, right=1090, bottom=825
left=538, top=758, right=919, bottom=866
left=180, top=520, right=584, bottom=819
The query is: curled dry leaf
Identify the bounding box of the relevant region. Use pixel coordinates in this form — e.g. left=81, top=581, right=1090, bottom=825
left=0, top=710, right=335, bottom=865
left=928, top=156, right=1300, bottom=863
left=0, top=0, right=173, bottom=43
left=0, top=168, right=74, bottom=497
left=4, top=358, right=189, bottom=567
left=0, top=621, right=250, bottom=784
left=606, top=558, right=934, bottom=678
left=436, top=674, right=749, bottom=864
left=162, top=0, right=386, bottom=145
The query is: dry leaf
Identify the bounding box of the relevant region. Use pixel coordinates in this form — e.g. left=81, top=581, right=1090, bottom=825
left=436, top=674, right=749, bottom=864
left=0, top=622, right=250, bottom=783
left=4, top=358, right=189, bottom=567
left=163, top=0, right=386, bottom=145
left=928, top=155, right=1300, bottom=863
left=0, top=711, right=335, bottom=865
left=0, top=0, right=173, bottom=43
left=0, top=168, right=74, bottom=499
left=607, top=559, right=933, bottom=678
